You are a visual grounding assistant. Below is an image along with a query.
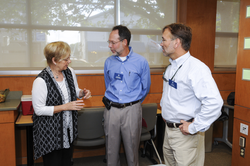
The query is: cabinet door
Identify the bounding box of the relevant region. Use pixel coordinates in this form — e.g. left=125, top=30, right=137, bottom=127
left=0, top=122, right=16, bottom=166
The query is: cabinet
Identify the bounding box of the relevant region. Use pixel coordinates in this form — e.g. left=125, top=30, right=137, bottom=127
left=0, top=91, right=22, bottom=166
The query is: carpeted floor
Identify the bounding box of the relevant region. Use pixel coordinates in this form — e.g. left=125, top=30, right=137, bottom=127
left=27, top=142, right=231, bottom=166
left=204, top=143, right=232, bottom=166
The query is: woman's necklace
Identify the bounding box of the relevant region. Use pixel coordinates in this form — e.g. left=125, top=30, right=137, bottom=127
left=52, top=70, right=60, bottom=79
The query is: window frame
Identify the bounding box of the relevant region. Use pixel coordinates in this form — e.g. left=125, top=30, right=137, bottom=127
left=0, top=0, right=177, bottom=75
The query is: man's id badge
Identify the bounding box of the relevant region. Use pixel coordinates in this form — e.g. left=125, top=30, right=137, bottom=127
left=169, top=79, right=177, bottom=89
left=114, top=73, right=123, bottom=80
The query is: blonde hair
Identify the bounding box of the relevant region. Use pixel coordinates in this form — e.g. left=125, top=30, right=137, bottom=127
left=44, top=41, right=71, bottom=65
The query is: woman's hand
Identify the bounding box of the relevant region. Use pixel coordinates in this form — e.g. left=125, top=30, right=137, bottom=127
left=66, top=100, right=85, bottom=110
left=81, top=88, right=92, bottom=99
left=54, top=100, right=84, bottom=113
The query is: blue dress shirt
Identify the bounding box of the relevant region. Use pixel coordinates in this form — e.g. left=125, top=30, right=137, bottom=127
left=104, top=47, right=151, bottom=103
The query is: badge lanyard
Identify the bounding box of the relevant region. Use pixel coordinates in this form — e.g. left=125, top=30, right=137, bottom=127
left=162, top=56, right=190, bottom=82
left=162, top=57, right=190, bottom=90
left=162, top=64, right=182, bottom=82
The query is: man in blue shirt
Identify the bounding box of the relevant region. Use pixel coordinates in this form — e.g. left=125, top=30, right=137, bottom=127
left=103, top=25, right=151, bottom=166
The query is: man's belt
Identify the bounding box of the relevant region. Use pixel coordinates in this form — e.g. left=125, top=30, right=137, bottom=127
left=111, top=100, right=140, bottom=108
left=166, top=118, right=194, bottom=128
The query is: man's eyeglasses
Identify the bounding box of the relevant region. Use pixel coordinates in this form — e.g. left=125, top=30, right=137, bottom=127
left=107, top=39, right=123, bottom=45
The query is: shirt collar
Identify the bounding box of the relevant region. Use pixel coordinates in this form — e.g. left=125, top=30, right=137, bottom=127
left=169, top=51, right=190, bottom=68
left=115, top=46, right=133, bottom=61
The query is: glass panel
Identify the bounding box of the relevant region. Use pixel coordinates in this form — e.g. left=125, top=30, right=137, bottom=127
left=120, top=0, right=176, bottom=30
left=214, top=36, right=238, bottom=67
left=214, top=0, right=239, bottom=68
left=30, top=30, right=168, bottom=68
left=242, top=68, right=250, bottom=81
left=31, top=30, right=111, bottom=68
left=30, top=30, right=47, bottom=67
left=0, top=0, right=27, bottom=24
left=131, top=34, right=168, bottom=66
left=216, top=0, right=240, bottom=32
left=0, top=28, right=28, bottom=67
left=247, top=6, right=250, bottom=18
left=244, top=37, right=250, bottom=49
left=31, top=0, right=115, bottom=27
left=0, top=0, right=176, bottom=71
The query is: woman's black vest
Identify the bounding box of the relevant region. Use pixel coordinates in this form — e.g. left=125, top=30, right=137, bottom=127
left=33, top=67, right=78, bottom=160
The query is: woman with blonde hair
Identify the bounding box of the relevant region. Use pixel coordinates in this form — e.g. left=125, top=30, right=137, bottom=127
left=32, top=41, right=91, bottom=166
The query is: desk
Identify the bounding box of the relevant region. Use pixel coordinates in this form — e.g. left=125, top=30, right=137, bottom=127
left=214, top=103, right=234, bottom=148
left=15, top=114, right=34, bottom=166
left=16, top=109, right=164, bottom=166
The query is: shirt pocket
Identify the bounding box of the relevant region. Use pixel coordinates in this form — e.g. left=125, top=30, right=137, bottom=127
left=126, top=71, right=140, bottom=91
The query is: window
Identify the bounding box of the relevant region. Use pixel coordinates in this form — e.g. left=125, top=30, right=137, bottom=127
left=214, top=0, right=240, bottom=69
left=0, top=0, right=176, bottom=71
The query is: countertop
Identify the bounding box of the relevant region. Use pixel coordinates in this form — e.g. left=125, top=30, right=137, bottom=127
left=0, top=91, right=22, bottom=111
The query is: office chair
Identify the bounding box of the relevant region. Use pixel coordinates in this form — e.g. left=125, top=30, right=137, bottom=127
left=74, top=107, right=105, bottom=147
left=73, top=107, right=107, bottom=165
left=140, top=103, right=162, bottom=164
left=73, top=107, right=106, bottom=165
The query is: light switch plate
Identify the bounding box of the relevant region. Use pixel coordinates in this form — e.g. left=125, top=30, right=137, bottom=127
left=239, top=136, right=246, bottom=147
left=240, top=123, right=248, bottom=135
